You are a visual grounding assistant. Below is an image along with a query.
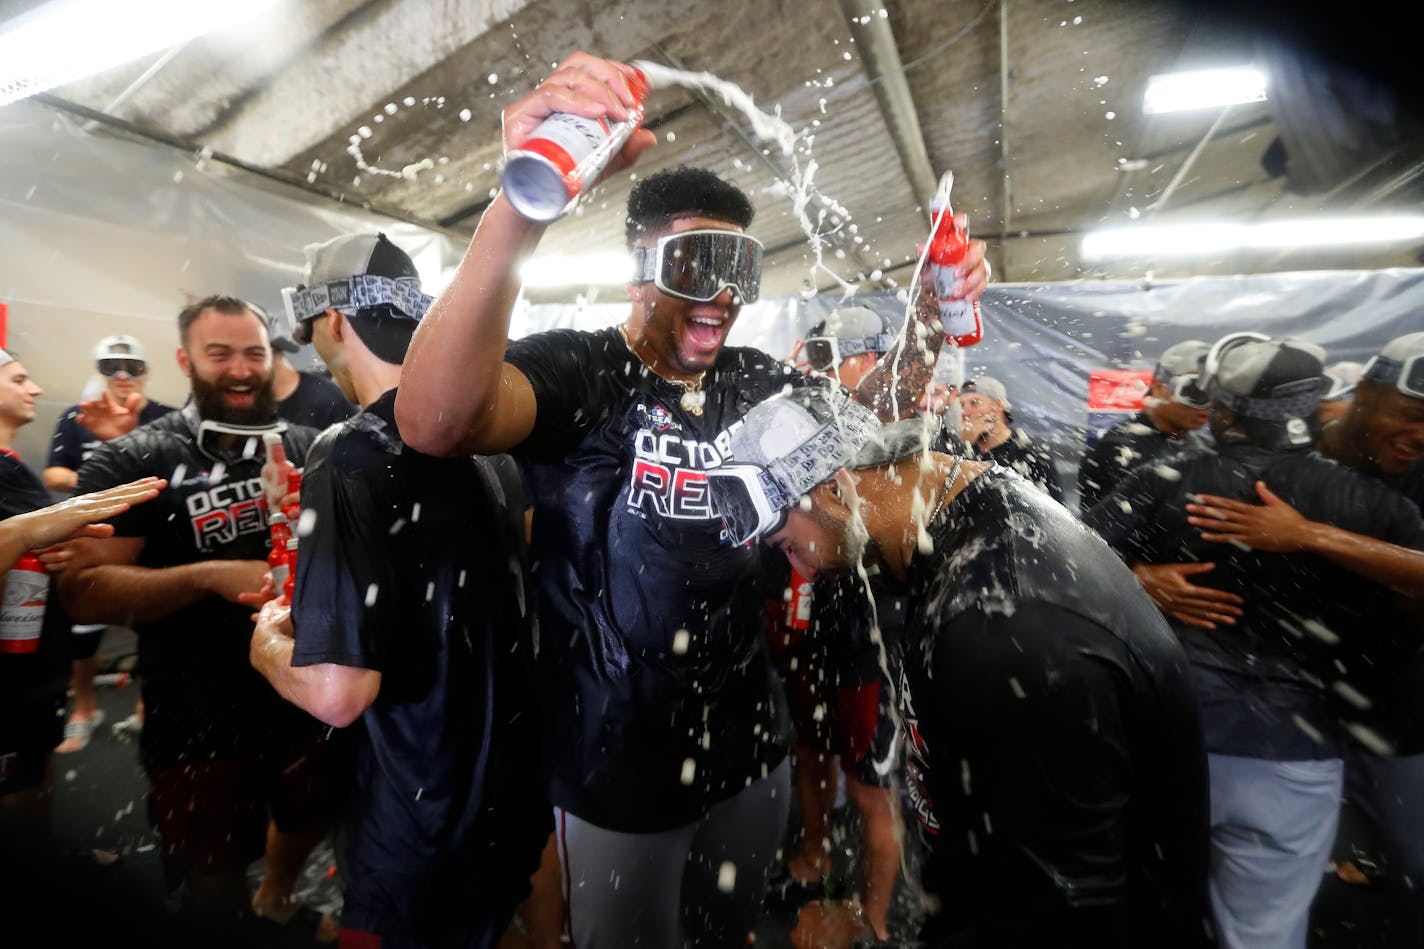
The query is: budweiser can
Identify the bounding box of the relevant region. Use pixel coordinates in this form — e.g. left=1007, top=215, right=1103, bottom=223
left=0, top=553, right=48, bottom=654
left=502, top=68, right=650, bottom=223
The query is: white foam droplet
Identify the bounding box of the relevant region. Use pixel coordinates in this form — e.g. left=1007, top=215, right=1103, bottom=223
left=717, top=861, right=737, bottom=892
left=672, top=629, right=690, bottom=655
left=680, top=758, right=697, bottom=785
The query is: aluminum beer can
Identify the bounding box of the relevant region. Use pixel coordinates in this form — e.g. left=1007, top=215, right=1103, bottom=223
left=785, top=567, right=813, bottom=632
left=0, top=553, right=48, bottom=654
left=502, top=68, right=649, bottom=223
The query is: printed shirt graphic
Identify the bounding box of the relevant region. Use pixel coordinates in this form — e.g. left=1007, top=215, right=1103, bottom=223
left=506, top=326, right=814, bottom=831
left=76, top=411, right=318, bottom=765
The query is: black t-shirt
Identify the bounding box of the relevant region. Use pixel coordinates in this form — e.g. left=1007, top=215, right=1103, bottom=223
left=76, top=408, right=319, bottom=767
left=290, top=391, right=547, bottom=934
left=1084, top=444, right=1424, bottom=760
left=975, top=429, right=1064, bottom=503
left=1078, top=412, right=1205, bottom=512
left=0, top=452, right=71, bottom=745
left=278, top=371, right=356, bottom=431
left=505, top=326, right=809, bottom=831
left=902, top=468, right=1211, bottom=948
left=46, top=400, right=176, bottom=473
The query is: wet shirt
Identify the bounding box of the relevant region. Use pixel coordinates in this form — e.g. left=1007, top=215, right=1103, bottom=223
left=0, top=451, right=71, bottom=744
left=278, top=371, right=357, bottom=431
left=506, top=327, right=808, bottom=832
left=290, top=391, right=547, bottom=934
left=902, top=468, right=1211, bottom=947
left=46, top=399, right=176, bottom=473
left=1085, top=443, right=1424, bottom=760
left=76, top=409, right=319, bottom=767
left=973, top=429, right=1064, bottom=503
left=1078, top=412, right=1205, bottom=512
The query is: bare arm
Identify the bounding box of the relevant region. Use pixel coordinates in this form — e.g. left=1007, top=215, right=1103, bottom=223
left=397, top=53, right=655, bottom=457
left=58, top=535, right=269, bottom=626
left=42, top=466, right=78, bottom=492
left=1189, top=481, right=1424, bottom=598
left=250, top=599, right=381, bottom=728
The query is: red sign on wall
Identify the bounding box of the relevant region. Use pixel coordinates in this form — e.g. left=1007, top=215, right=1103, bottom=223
left=1087, top=369, right=1152, bottom=412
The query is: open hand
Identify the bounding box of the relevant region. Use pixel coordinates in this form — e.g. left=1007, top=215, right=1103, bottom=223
left=1187, top=481, right=1307, bottom=553
left=1131, top=562, right=1245, bottom=630
left=77, top=391, right=143, bottom=441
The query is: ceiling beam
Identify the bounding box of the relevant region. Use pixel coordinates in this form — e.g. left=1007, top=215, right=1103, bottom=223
left=834, top=0, right=937, bottom=204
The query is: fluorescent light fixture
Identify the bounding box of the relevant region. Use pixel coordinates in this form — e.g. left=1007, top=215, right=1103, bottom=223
left=1081, top=215, right=1424, bottom=259
left=1142, top=66, right=1268, bottom=115
left=520, top=253, right=633, bottom=289
left=0, top=0, right=281, bottom=108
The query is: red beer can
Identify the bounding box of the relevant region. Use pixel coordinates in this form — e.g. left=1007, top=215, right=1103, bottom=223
left=785, top=566, right=814, bottom=632
left=0, top=553, right=48, bottom=654
left=502, top=68, right=651, bottom=223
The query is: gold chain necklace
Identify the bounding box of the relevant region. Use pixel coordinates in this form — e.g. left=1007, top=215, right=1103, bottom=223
left=617, top=324, right=708, bottom=416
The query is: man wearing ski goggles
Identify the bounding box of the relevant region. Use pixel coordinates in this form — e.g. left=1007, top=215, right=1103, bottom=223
left=1319, top=332, right=1424, bottom=477
left=631, top=228, right=763, bottom=305
left=97, top=357, right=147, bottom=379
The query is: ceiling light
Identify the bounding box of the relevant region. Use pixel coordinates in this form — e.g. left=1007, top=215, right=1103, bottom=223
left=0, top=0, right=281, bottom=108
left=520, top=253, right=633, bottom=289
left=1081, top=215, right=1424, bottom=259
left=1142, top=66, right=1268, bottom=115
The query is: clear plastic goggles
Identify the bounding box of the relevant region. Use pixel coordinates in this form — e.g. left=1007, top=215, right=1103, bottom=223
left=706, top=463, right=787, bottom=547
left=1362, top=353, right=1424, bottom=400
left=632, top=229, right=764, bottom=304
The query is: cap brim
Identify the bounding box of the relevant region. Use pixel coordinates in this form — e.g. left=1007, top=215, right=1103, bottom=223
left=849, top=419, right=931, bottom=468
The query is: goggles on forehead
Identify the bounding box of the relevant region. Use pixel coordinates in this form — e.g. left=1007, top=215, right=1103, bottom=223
left=1362, top=353, right=1424, bottom=401
left=803, top=334, right=895, bottom=374
left=98, top=358, right=146, bottom=378
left=279, top=274, right=433, bottom=345
left=706, top=463, right=789, bottom=548
left=632, top=229, right=764, bottom=304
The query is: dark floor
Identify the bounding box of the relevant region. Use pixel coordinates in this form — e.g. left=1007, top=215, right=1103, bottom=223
left=21, top=631, right=1405, bottom=947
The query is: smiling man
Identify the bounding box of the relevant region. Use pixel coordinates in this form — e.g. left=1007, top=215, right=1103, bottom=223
left=59, top=297, right=326, bottom=930
left=705, top=388, right=1213, bottom=949
left=395, top=51, right=987, bottom=948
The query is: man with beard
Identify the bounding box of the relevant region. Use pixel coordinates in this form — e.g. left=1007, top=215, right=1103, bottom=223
left=704, top=388, right=1214, bottom=948
left=395, top=52, right=988, bottom=947
left=59, top=296, right=328, bottom=933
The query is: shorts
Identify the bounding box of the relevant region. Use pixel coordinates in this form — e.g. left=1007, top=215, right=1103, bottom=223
left=785, top=665, right=896, bottom=787
left=69, top=624, right=106, bottom=661
left=147, top=736, right=328, bottom=874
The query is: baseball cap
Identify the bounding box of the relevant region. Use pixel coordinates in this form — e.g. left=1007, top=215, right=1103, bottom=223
left=1361, top=332, right=1424, bottom=401
left=283, top=232, right=433, bottom=364
left=706, top=386, right=882, bottom=545
left=1155, top=340, right=1210, bottom=380
left=93, top=335, right=147, bottom=364
left=0, top=349, right=15, bottom=369
left=1203, top=334, right=1326, bottom=446
left=804, top=306, right=896, bottom=372
left=960, top=376, right=1013, bottom=423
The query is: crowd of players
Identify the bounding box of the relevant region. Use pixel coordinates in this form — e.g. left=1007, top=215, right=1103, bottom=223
left=0, top=50, right=1422, bottom=949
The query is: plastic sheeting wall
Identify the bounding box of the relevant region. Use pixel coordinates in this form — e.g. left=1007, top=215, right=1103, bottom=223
left=0, top=101, right=465, bottom=465
left=517, top=268, right=1424, bottom=510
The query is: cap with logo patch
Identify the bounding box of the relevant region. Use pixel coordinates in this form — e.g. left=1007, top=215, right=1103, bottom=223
left=281, top=232, right=433, bottom=365
left=1362, top=332, right=1424, bottom=402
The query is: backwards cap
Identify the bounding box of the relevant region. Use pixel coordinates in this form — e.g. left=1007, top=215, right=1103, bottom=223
left=1155, top=340, right=1209, bottom=380
left=286, top=233, right=432, bottom=325
left=1203, top=334, right=1326, bottom=447
left=94, top=334, right=147, bottom=364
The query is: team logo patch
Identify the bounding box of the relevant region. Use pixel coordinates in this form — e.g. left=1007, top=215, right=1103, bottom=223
left=639, top=403, right=679, bottom=433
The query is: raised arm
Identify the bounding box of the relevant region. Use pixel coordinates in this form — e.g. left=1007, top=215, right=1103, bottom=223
left=1189, top=481, right=1424, bottom=598
left=397, top=52, right=655, bottom=457
left=853, top=230, right=987, bottom=421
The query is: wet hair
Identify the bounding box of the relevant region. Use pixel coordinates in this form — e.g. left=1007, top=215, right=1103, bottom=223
left=625, top=167, right=755, bottom=248
left=178, top=295, right=258, bottom=347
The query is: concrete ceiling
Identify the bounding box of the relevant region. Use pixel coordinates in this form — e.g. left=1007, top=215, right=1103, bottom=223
left=10, top=0, right=1424, bottom=299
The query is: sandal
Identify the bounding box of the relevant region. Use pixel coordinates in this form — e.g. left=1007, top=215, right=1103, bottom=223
left=55, top=709, right=105, bottom=754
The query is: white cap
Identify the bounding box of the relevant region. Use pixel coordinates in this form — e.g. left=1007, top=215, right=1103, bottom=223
left=93, top=335, right=147, bottom=364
